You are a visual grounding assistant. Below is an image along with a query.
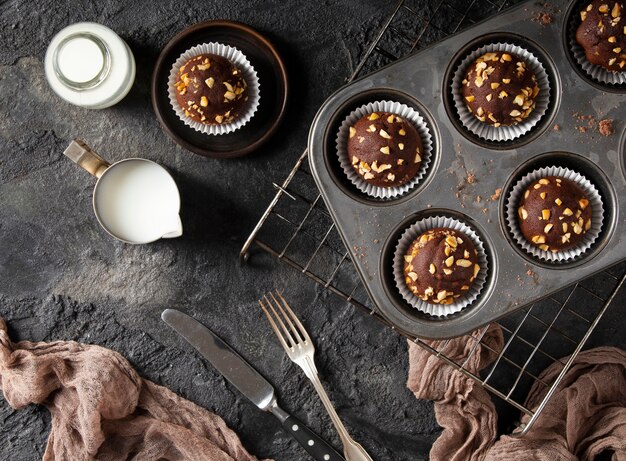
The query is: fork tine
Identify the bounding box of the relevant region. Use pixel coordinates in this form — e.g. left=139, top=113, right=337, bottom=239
left=275, top=290, right=311, bottom=343
left=258, top=299, right=292, bottom=352
left=264, top=294, right=298, bottom=348
left=270, top=291, right=305, bottom=345
left=261, top=294, right=297, bottom=349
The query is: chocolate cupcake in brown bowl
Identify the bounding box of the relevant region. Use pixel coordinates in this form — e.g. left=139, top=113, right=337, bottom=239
left=167, top=42, right=260, bottom=136
left=348, top=111, right=423, bottom=188
left=174, top=53, right=248, bottom=126
left=403, top=228, right=481, bottom=306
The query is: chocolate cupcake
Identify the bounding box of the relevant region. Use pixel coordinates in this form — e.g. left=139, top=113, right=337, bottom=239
left=348, top=112, right=423, bottom=188
left=403, top=228, right=480, bottom=305
left=517, top=176, right=593, bottom=252
left=462, top=51, right=540, bottom=127
left=168, top=43, right=260, bottom=135
left=576, top=1, right=626, bottom=72
left=174, top=53, right=248, bottom=125
left=337, top=101, right=434, bottom=199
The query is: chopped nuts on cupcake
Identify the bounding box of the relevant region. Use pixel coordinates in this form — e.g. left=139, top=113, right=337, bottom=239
left=403, top=228, right=480, bottom=305
left=174, top=53, right=248, bottom=125
left=462, top=51, right=540, bottom=127
left=347, top=112, right=423, bottom=188
left=576, top=0, right=626, bottom=71
left=517, top=176, right=592, bottom=252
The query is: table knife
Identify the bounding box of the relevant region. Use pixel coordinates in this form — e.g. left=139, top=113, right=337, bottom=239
left=161, top=309, right=344, bottom=461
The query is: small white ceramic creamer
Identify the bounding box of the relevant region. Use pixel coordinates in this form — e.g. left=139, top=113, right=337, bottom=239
left=64, top=140, right=182, bottom=244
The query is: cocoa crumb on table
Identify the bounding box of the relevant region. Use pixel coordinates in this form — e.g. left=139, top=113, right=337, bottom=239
left=575, top=113, right=594, bottom=122
left=532, top=2, right=560, bottom=25
left=573, top=111, right=598, bottom=135
left=490, top=188, right=502, bottom=201
left=466, top=172, right=476, bottom=184
left=553, top=124, right=560, bottom=131
left=574, top=113, right=614, bottom=136
left=533, top=12, right=553, bottom=25
left=598, top=119, right=614, bottom=136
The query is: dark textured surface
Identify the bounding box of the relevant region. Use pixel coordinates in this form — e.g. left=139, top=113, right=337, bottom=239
left=1, top=1, right=625, bottom=460
left=0, top=1, right=439, bottom=460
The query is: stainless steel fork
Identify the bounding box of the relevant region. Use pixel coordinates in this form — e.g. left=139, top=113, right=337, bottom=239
left=259, top=291, right=374, bottom=461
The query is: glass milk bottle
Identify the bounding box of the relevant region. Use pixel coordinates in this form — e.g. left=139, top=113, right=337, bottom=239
left=45, top=22, right=135, bottom=109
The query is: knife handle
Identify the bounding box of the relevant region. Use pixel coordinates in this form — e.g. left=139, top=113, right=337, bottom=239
left=271, top=405, right=344, bottom=461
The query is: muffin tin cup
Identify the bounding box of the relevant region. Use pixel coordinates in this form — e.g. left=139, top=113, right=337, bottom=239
left=392, top=216, right=489, bottom=317
left=452, top=42, right=551, bottom=142
left=505, top=166, right=604, bottom=263
left=568, top=8, right=626, bottom=85
left=167, top=42, right=261, bottom=136
left=336, top=100, right=433, bottom=199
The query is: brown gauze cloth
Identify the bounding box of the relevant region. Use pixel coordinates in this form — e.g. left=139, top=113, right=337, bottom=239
left=408, top=326, right=626, bottom=461
left=0, top=318, right=269, bottom=461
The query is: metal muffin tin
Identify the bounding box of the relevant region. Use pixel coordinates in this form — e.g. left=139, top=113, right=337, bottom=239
left=308, top=0, right=626, bottom=339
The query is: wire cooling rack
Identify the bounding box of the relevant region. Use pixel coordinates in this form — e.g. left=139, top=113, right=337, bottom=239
left=241, top=0, right=626, bottom=434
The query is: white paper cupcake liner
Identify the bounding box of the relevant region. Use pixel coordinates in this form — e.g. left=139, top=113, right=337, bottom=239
left=505, top=166, right=604, bottom=263
left=336, top=100, right=433, bottom=199
left=568, top=7, right=626, bottom=85
left=167, top=42, right=260, bottom=135
left=452, top=42, right=551, bottom=142
left=393, top=216, right=489, bottom=317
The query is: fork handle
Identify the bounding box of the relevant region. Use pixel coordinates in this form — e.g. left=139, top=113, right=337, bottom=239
left=270, top=404, right=345, bottom=461
left=300, top=358, right=374, bottom=461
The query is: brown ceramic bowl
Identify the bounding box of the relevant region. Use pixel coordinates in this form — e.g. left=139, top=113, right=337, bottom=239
left=151, top=20, right=288, bottom=158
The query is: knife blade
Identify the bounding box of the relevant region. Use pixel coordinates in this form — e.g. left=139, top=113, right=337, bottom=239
left=161, top=309, right=344, bottom=461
